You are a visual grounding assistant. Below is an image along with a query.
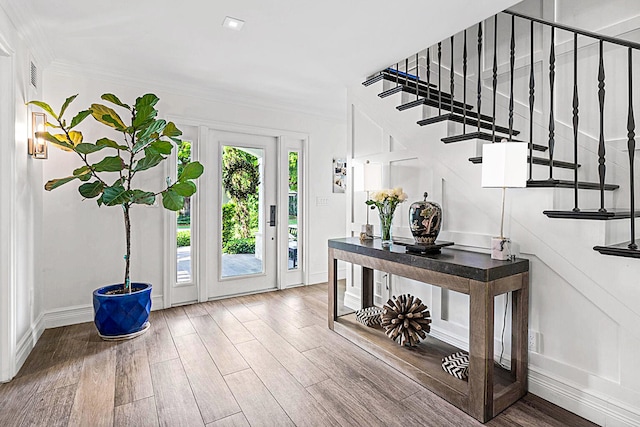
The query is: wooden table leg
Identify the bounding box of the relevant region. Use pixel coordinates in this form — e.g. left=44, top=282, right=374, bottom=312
left=469, top=280, right=495, bottom=422
left=512, top=272, right=529, bottom=392
left=328, top=248, right=337, bottom=329
left=361, top=266, right=374, bottom=308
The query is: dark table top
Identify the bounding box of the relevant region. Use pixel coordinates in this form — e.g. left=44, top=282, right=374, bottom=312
left=328, top=237, right=529, bottom=282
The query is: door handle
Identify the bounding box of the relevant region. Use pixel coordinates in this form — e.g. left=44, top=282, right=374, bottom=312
left=269, top=205, right=276, bottom=226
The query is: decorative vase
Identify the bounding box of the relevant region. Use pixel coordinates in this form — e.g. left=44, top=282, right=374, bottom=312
left=409, top=192, right=442, bottom=245
left=379, top=201, right=394, bottom=247
left=93, top=283, right=152, bottom=340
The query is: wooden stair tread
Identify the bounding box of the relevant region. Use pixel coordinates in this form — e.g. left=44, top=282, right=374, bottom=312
left=469, top=156, right=578, bottom=169
left=527, top=179, right=619, bottom=191
left=594, top=242, right=640, bottom=258
left=399, top=98, right=492, bottom=123
left=419, top=113, right=520, bottom=136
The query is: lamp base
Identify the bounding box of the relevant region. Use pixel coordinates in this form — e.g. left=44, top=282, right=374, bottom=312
left=491, top=237, right=512, bottom=260
left=360, top=224, right=374, bottom=240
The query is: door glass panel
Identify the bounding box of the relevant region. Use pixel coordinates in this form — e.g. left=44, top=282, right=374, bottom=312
left=288, top=151, right=299, bottom=270
left=221, top=146, right=264, bottom=278
left=177, top=141, right=192, bottom=283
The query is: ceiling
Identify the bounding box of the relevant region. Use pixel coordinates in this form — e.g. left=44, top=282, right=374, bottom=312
left=2, top=0, right=520, bottom=119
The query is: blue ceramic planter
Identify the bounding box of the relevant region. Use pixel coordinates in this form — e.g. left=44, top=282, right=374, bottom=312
left=93, top=283, right=152, bottom=339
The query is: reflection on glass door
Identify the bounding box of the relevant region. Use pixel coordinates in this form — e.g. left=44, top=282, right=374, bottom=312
left=288, top=151, right=299, bottom=270
left=221, top=145, right=264, bottom=278
left=176, top=140, right=192, bottom=283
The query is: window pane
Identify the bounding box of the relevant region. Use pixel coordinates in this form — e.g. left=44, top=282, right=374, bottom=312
left=221, top=145, right=264, bottom=278
left=288, top=151, right=299, bottom=270
left=177, top=141, right=192, bottom=283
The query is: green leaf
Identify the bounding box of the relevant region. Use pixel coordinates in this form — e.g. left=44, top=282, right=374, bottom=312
left=69, top=110, right=92, bottom=129
left=68, top=131, right=83, bottom=146
left=161, top=189, right=184, bottom=211
left=148, top=140, right=172, bottom=155
left=78, top=181, right=104, bottom=199
left=101, top=93, right=130, bottom=110
left=75, top=143, right=107, bottom=155
left=39, top=132, right=73, bottom=151
left=73, top=165, right=90, bottom=176
left=92, top=156, right=124, bottom=172
left=162, top=122, right=182, bottom=138
left=59, top=94, right=78, bottom=118
left=96, top=137, right=128, bottom=150
left=101, top=185, right=132, bottom=206
left=178, top=161, right=204, bottom=182
left=132, top=105, right=157, bottom=129
left=44, top=176, right=76, bottom=191
left=172, top=181, right=196, bottom=197
left=133, top=153, right=164, bottom=172
left=134, top=119, right=166, bottom=152
left=131, top=190, right=156, bottom=205
left=27, top=100, right=58, bottom=120
left=45, top=121, right=61, bottom=129
left=90, top=103, right=127, bottom=130
left=135, top=94, right=159, bottom=111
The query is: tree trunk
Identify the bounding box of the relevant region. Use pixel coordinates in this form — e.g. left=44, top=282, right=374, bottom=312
left=123, top=204, right=131, bottom=293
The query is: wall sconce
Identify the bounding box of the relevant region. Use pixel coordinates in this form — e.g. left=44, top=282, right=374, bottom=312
left=28, top=111, right=47, bottom=159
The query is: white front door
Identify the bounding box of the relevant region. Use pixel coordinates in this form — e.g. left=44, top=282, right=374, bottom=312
left=207, top=130, right=278, bottom=298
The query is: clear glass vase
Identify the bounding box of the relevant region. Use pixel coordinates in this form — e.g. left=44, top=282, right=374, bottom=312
left=379, top=202, right=394, bottom=248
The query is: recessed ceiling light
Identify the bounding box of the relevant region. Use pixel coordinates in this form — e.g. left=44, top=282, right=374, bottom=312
left=223, top=16, right=245, bottom=31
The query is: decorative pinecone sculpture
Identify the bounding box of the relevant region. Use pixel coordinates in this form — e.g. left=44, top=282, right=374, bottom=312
left=381, top=294, right=431, bottom=346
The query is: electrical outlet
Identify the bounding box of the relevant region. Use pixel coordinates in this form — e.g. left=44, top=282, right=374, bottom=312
left=528, top=330, right=539, bottom=353
left=316, top=197, right=329, bottom=206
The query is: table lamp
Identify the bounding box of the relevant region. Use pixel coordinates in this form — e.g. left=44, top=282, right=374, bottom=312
left=362, top=160, right=382, bottom=239
left=481, top=142, right=527, bottom=260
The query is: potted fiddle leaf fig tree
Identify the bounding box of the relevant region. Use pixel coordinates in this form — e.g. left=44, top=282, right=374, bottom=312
left=29, top=93, right=203, bottom=340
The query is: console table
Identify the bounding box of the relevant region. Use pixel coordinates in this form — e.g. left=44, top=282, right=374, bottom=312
left=328, top=237, right=529, bottom=423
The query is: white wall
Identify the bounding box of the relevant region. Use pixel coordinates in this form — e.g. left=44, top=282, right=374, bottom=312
left=0, top=4, right=45, bottom=381
left=346, top=1, right=640, bottom=425
left=39, top=69, right=347, bottom=324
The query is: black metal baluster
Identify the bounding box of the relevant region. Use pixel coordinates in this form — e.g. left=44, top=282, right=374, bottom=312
left=416, top=53, right=420, bottom=101
left=572, top=33, right=580, bottom=212
left=396, top=62, right=400, bottom=87
left=508, top=15, right=515, bottom=140
left=405, top=58, right=409, bottom=86
left=597, top=40, right=606, bottom=212
left=438, top=42, right=442, bottom=115
left=463, top=30, right=468, bottom=132
left=548, top=27, right=556, bottom=179
left=529, top=21, right=535, bottom=181
left=627, top=47, right=637, bottom=249
left=492, top=15, right=498, bottom=141
left=426, top=48, right=431, bottom=100
left=450, top=36, right=455, bottom=113
left=477, top=23, right=483, bottom=134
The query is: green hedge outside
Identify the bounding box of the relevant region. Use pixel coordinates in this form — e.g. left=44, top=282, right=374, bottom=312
left=224, top=238, right=255, bottom=254
left=177, top=230, right=190, bottom=247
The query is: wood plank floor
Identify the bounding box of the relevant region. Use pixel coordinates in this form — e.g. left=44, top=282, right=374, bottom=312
left=1, top=283, right=597, bottom=427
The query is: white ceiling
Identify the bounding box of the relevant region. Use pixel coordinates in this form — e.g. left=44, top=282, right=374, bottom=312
left=3, top=0, right=520, bottom=118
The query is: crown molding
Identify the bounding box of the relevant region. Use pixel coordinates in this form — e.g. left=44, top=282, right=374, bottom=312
left=47, top=60, right=346, bottom=123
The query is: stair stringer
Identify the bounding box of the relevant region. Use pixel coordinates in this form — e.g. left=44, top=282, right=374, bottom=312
left=349, top=78, right=640, bottom=425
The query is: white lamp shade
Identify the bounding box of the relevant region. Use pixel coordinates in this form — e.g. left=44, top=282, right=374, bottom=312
left=481, top=142, right=528, bottom=188
left=363, top=162, right=382, bottom=192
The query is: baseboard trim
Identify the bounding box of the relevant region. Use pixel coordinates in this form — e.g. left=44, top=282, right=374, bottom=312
left=43, top=295, right=165, bottom=329
left=529, top=366, right=640, bottom=427
left=15, top=312, right=45, bottom=374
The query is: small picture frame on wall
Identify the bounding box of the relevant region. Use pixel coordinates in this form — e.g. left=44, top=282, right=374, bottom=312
left=333, top=158, right=346, bottom=193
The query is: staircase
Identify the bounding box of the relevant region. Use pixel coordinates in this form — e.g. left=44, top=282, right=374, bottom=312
left=362, top=9, right=640, bottom=259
